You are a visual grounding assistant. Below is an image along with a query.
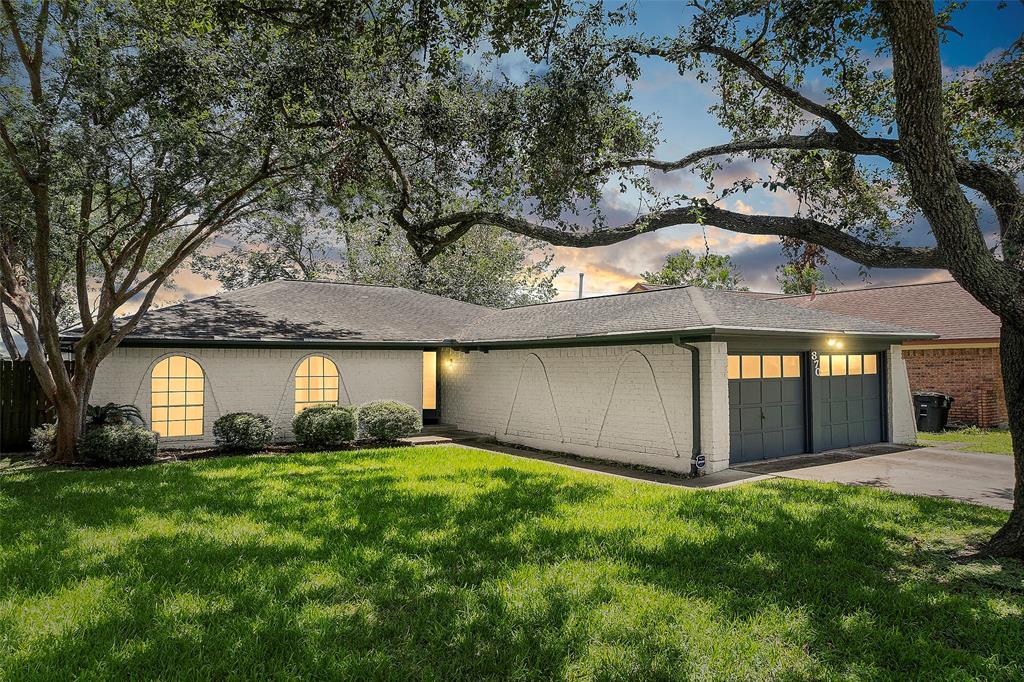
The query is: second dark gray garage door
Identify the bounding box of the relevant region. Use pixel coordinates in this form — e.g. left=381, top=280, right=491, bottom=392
left=815, top=352, right=883, bottom=450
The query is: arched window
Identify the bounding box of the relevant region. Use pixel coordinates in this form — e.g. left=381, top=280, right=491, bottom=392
left=151, top=355, right=204, bottom=437
left=295, top=355, right=339, bottom=413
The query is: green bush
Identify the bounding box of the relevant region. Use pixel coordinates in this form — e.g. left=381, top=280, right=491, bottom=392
left=292, top=405, right=356, bottom=447
left=86, top=403, right=145, bottom=429
left=79, top=424, right=158, bottom=465
left=358, top=400, right=421, bottom=440
left=213, top=412, right=274, bottom=451
left=29, top=423, right=57, bottom=459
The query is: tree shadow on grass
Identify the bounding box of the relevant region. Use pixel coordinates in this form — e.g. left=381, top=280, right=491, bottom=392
left=0, top=449, right=1021, bottom=680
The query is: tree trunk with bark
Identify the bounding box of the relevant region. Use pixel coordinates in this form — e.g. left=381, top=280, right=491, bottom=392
left=979, top=323, right=1024, bottom=558
left=52, top=397, right=81, bottom=464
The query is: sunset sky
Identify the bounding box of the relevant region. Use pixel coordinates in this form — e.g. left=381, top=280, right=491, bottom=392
left=174, top=0, right=1024, bottom=305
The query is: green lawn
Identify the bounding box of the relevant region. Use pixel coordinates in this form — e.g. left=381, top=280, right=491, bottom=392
left=919, top=427, right=1014, bottom=455
left=1, top=447, right=1022, bottom=680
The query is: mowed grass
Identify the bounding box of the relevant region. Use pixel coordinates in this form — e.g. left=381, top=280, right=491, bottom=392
left=1, top=447, right=1022, bottom=680
left=920, top=427, right=1014, bottom=455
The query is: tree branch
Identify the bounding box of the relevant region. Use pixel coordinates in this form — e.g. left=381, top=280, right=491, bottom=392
left=649, top=41, right=862, bottom=139
left=592, top=130, right=1023, bottom=240
left=348, top=120, right=414, bottom=223
left=416, top=202, right=944, bottom=269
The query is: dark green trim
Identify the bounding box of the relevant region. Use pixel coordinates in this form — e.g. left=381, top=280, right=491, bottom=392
left=451, top=330, right=716, bottom=351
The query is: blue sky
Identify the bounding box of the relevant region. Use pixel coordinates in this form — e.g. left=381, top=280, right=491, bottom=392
left=542, top=0, right=1024, bottom=298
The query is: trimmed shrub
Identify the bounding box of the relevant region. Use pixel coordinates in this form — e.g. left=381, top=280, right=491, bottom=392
left=213, top=412, right=274, bottom=451
left=358, top=400, right=421, bottom=440
left=79, top=424, right=158, bottom=465
left=29, top=423, right=57, bottom=459
left=292, top=405, right=356, bottom=447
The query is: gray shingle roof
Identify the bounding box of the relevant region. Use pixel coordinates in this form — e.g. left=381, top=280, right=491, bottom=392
left=764, top=280, right=1000, bottom=341
left=457, top=286, right=935, bottom=342
left=78, top=280, right=935, bottom=346
left=105, top=280, right=491, bottom=343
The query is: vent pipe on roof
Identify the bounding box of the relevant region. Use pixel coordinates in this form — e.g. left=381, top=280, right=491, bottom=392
left=578, top=272, right=584, bottom=299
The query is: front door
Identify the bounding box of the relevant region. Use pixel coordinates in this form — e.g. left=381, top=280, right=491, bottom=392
left=728, top=353, right=806, bottom=464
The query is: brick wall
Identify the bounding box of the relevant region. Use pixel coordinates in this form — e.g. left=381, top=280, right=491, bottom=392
left=91, top=346, right=422, bottom=447
left=901, top=345, right=1007, bottom=428
left=437, top=342, right=732, bottom=474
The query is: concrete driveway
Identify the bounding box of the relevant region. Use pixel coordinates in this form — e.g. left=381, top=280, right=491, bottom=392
left=731, top=444, right=1014, bottom=510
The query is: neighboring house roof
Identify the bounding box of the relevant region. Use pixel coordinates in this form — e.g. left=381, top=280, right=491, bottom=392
left=764, top=280, right=1000, bottom=342
left=628, top=282, right=778, bottom=299
left=0, top=327, right=27, bottom=359
left=64, top=279, right=935, bottom=348
left=79, top=280, right=492, bottom=344
left=457, top=285, right=934, bottom=343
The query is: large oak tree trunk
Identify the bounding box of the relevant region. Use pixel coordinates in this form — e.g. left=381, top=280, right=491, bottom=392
left=981, top=322, right=1024, bottom=558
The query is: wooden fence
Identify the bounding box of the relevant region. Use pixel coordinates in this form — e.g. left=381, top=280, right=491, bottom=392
left=1, top=360, right=65, bottom=453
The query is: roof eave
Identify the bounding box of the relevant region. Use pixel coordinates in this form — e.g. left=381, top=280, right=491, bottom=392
left=453, top=325, right=938, bottom=347
left=61, top=324, right=937, bottom=352
left=61, top=336, right=454, bottom=350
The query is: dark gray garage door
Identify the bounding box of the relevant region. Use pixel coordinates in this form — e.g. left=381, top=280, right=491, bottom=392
left=728, top=354, right=805, bottom=464
left=814, top=352, right=883, bottom=450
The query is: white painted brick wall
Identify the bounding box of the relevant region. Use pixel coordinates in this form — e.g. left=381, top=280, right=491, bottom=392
left=438, top=343, right=709, bottom=475
left=90, top=346, right=422, bottom=447
left=694, top=341, right=731, bottom=473
left=887, top=344, right=917, bottom=444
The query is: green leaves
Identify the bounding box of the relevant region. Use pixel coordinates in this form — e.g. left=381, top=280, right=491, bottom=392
left=641, top=248, right=747, bottom=290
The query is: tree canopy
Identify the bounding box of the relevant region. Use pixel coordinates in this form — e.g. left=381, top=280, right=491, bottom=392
left=0, top=0, right=573, bottom=459
left=191, top=208, right=562, bottom=308
left=642, top=248, right=746, bottom=290
left=777, top=265, right=833, bottom=295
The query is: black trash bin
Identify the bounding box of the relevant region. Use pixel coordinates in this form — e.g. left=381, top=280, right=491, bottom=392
left=913, top=392, right=953, bottom=432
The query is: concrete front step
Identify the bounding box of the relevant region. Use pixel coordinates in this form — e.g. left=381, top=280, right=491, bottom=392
left=397, top=435, right=454, bottom=446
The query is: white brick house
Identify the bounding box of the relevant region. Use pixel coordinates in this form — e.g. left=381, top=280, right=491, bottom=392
left=73, top=280, right=932, bottom=474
